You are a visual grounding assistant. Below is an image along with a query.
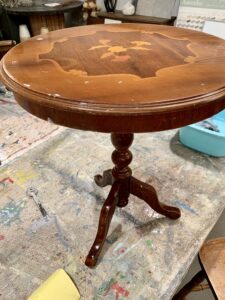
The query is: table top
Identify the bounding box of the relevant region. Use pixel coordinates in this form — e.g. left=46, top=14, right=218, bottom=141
left=1, top=23, right=225, bottom=133
left=5, top=0, right=83, bottom=15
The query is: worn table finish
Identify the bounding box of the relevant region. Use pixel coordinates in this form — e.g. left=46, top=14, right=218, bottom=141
left=1, top=24, right=225, bottom=267
left=5, top=0, right=83, bottom=36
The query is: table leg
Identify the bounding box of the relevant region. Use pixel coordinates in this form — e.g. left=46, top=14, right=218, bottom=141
left=85, top=133, right=181, bottom=267
left=130, top=177, right=181, bottom=219
left=85, top=181, right=120, bottom=267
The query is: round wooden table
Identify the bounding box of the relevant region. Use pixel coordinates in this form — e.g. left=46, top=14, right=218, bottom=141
left=5, top=0, right=83, bottom=36
left=1, top=24, right=225, bottom=267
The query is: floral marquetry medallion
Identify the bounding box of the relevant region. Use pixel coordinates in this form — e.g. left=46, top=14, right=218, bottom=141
left=2, top=24, right=225, bottom=109
left=39, top=31, right=195, bottom=78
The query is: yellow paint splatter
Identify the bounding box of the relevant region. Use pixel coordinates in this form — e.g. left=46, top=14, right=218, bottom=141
left=14, top=170, right=37, bottom=186
left=6, top=169, right=37, bottom=189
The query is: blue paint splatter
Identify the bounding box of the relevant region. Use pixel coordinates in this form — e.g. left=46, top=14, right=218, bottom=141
left=76, top=207, right=81, bottom=216
left=174, top=200, right=198, bottom=215
left=139, top=296, right=148, bottom=300
left=94, top=278, right=116, bottom=299
left=0, top=199, right=25, bottom=226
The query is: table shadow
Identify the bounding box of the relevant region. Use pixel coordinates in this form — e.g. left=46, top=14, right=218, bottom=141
left=95, top=212, right=177, bottom=266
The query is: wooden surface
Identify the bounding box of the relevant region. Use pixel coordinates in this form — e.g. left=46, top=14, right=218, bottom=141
left=29, top=14, right=65, bottom=36
left=199, top=237, right=225, bottom=300
left=1, top=24, right=225, bottom=132
left=5, top=0, right=83, bottom=16
left=97, top=11, right=176, bottom=25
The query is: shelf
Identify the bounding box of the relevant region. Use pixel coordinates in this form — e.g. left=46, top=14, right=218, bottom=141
left=97, top=10, right=176, bottom=25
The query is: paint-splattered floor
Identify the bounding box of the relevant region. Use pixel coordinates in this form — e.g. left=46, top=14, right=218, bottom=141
left=0, top=90, right=63, bottom=166
left=0, top=92, right=225, bottom=300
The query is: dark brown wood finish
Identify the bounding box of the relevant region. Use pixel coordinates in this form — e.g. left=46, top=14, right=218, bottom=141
left=1, top=24, right=225, bottom=267
left=0, top=40, right=16, bottom=59
left=86, top=133, right=180, bottom=267
left=97, top=11, right=176, bottom=25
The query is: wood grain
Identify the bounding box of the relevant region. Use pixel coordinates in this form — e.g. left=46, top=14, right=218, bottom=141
left=29, top=15, right=65, bottom=36
left=1, top=24, right=225, bottom=132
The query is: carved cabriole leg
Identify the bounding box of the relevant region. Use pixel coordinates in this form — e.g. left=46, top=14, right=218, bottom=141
left=130, top=177, right=181, bottom=219
left=85, top=181, right=120, bottom=267
left=85, top=134, right=133, bottom=267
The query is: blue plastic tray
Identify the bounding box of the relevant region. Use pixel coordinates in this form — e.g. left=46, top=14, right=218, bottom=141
left=179, top=110, right=225, bottom=157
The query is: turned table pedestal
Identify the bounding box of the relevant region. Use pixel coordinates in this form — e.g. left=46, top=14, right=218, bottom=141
left=86, top=132, right=180, bottom=266
left=1, top=24, right=225, bottom=267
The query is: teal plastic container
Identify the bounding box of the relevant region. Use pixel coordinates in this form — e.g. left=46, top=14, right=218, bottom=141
left=179, top=110, right=225, bottom=157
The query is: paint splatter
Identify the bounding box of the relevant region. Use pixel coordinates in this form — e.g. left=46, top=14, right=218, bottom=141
left=113, top=242, right=125, bottom=254
left=76, top=207, right=81, bottom=216
left=14, top=169, right=37, bottom=186
left=139, top=296, right=148, bottom=300
left=94, top=271, right=130, bottom=300
left=146, top=240, right=153, bottom=248
left=0, top=177, right=14, bottom=191
left=174, top=200, right=198, bottom=215
left=0, top=199, right=25, bottom=226
left=94, top=278, right=116, bottom=298
left=29, top=217, right=54, bottom=233
left=0, top=177, right=14, bottom=184
left=119, top=247, right=126, bottom=254
left=111, top=283, right=129, bottom=300
left=29, top=215, right=71, bottom=250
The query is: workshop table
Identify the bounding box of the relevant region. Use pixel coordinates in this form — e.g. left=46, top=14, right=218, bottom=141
left=1, top=24, right=225, bottom=268
left=5, top=0, right=83, bottom=36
